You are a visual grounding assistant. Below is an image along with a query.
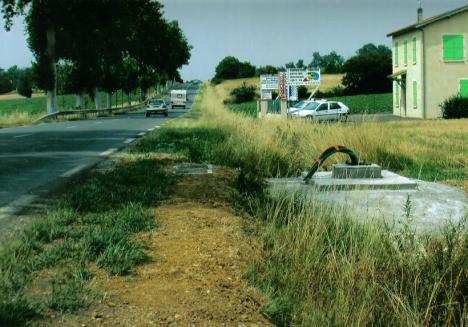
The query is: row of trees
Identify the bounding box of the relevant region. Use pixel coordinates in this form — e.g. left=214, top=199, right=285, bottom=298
left=213, top=43, right=392, bottom=95
left=1, top=0, right=191, bottom=113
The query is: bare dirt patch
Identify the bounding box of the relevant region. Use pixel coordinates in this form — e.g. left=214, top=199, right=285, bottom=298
left=38, top=168, right=271, bottom=326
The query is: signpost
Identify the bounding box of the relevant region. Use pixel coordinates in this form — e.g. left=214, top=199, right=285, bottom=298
left=279, top=72, right=286, bottom=98
left=258, top=69, right=321, bottom=117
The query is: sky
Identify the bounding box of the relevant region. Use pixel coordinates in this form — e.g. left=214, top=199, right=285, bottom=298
left=1, top=0, right=467, bottom=80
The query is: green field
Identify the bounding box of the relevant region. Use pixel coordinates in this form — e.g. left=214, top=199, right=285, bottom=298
left=0, top=90, right=141, bottom=128
left=328, top=93, right=392, bottom=113
left=227, top=93, right=393, bottom=117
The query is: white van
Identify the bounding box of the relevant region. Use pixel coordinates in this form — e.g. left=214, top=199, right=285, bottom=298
left=170, top=90, right=187, bottom=109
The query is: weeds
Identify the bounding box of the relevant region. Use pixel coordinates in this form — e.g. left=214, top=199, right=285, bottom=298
left=153, top=82, right=467, bottom=326
left=246, top=193, right=467, bottom=326
left=0, top=157, right=174, bottom=324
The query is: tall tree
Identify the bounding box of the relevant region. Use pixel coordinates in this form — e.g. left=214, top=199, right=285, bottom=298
left=341, top=54, right=392, bottom=95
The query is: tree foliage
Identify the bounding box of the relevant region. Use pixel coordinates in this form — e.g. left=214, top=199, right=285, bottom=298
left=342, top=53, right=392, bottom=95
left=308, top=51, right=344, bottom=73
left=356, top=43, right=391, bottom=57
left=213, top=56, right=256, bottom=83
left=1, top=0, right=192, bottom=109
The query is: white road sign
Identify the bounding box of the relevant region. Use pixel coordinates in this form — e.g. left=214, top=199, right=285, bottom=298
left=286, top=69, right=320, bottom=86
left=260, top=74, right=279, bottom=90
left=261, top=90, right=272, bottom=99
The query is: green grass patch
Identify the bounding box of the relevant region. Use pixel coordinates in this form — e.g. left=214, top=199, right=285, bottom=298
left=0, top=157, right=174, bottom=325
left=328, top=93, right=392, bottom=114
left=227, top=101, right=257, bottom=117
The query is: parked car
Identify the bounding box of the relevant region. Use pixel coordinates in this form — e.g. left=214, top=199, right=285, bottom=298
left=146, top=99, right=168, bottom=117
left=289, top=99, right=349, bottom=121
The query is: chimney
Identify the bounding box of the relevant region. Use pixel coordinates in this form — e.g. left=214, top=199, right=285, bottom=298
left=417, top=1, right=423, bottom=23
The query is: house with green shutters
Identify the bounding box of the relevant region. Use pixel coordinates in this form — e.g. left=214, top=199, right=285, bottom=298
left=387, top=4, right=468, bottom=118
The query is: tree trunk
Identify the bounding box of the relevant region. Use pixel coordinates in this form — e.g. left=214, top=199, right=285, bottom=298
left=94, top=88, right=101, bottom=109
left=106, top=92, right=112, bottom=109
left=75, top=93, right=85, bottom=109
left=46, top=28, right=57, bottom=114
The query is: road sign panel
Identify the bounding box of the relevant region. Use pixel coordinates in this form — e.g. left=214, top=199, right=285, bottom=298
left=260, top=74, right=279, bottom=90
left=286, top=68, right=320, bottom=86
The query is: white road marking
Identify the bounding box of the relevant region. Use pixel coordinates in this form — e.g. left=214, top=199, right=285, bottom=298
left=66, top=125, right=77, bottom=129
left=137, top=132, right=146, bottom=136
left=13, top=134, right=32, bottom=138
left=123, top=138, right=135, bottom=144
left=100, top=148, right=118, bottom=156
left=0, top=194, right=38, bottom=219
left=95, top=121, right=103, bottom=125
left=207, top=164, right=213, bottom=174
left=60, top=164, right=88, bottom=177
left=147, top=128, right=155, bottom=131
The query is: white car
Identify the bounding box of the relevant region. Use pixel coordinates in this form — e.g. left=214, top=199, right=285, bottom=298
left=146, top=99, right=168, bottom=117
left=289, top=100, right=350, bottom=121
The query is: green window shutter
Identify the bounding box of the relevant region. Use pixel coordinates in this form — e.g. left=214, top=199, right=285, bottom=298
left=394, top=42, right=399, bottom=66
left=413, top=81, right=417, bottom=108
left=404, top=40, right=408, bottom=65
left=413, top=37, right=417, bottom=64
left=460, top=80, right=468, bottom=98
left=395, top=83, right=400, bottom=107
left=443, top=35, right=464, bottom=61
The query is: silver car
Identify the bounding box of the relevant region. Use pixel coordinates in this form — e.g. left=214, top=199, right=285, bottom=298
left=146, top=99, right=168, bottom=117
left=289, top=100, right=349, bottom=121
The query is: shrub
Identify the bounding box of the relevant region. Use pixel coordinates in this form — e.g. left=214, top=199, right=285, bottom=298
left=230, top=83, right=256, bottom=104
left=440, top=95, right=468, bottom=119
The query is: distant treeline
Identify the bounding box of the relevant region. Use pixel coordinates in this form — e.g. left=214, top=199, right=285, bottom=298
left=212, top=43, right=392, bottom=96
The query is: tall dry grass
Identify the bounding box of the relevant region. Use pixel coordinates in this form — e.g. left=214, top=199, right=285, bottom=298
left=199, top=81, right=468, bottom=184
left=137, top=82, right=467, bottom=326
left=0, top=112, right=36, bottom=128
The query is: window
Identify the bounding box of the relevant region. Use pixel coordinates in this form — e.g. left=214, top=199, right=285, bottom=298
left=330, top=102, right=341, bottom=109
left=460, top=79, right=468, bottom=98
left=443, top=35, right=464, bottom=61
left=413, top=37, right=417, bottom=64
left=317, top=103, right=328, bottom=111
left=395, top=83, right=400, bottom=108
left=413, top=81, right=417, bottom=109
left=404, top=40, right=408, bottom=65
left=394, top=42, right=399, bottom=66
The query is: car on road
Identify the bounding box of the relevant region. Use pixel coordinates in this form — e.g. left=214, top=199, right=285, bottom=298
left=146, top=99, right=168, bottom=117
left=289, top=99, right=350, bottom=121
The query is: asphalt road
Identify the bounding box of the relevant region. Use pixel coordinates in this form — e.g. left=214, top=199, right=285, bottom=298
left=0, top=85, right=198, bottom=218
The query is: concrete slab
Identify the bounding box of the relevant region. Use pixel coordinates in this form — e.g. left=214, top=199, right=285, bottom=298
left=267, top=176, right=467, bottom=232
left=308, top=170, right=417, bottom=191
